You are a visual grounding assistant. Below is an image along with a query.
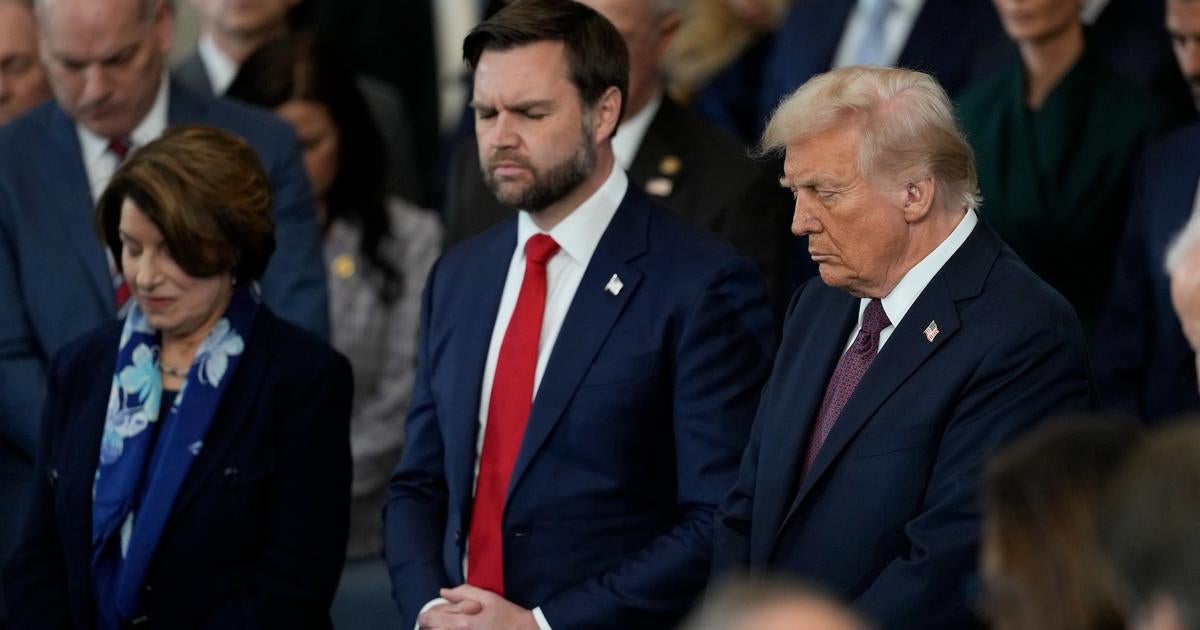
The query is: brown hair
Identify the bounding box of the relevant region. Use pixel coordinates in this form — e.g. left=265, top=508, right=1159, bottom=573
left=463, top=0, right=629, bottom=127
left=981, top=416, right=1139, bottom=630
left=95, top=125, right=274, bottom=282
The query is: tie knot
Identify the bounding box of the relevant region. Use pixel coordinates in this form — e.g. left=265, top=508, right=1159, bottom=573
left=524, top=233, right=560, bottom=266
left=861, top=299, right=890, bottom=335
left=107, top=138, right=132, bottom=161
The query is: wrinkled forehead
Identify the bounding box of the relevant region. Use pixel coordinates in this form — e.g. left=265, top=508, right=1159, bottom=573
left=781, top=123, right=865, bottom=183
left=472, top=41, right=576, bottom=105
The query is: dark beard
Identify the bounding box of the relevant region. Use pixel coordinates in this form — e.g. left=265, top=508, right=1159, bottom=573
left=482, top=126, right=596, bottom=212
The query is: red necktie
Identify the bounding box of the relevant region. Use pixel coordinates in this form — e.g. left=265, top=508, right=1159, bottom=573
left=802, top=298, right=890, bottom=476
left=467, top=233, right=560, bottom=594
left=107, top=138, right=132, bottom=310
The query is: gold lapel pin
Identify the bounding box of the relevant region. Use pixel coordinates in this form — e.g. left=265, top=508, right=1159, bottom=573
left=658, top=155, right=681, bottom=176
left=332, top=254, right=356, bottom=279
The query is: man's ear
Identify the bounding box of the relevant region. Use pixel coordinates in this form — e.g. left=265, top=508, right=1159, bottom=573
left=591, top=85, right=622, bottom=144
left=155, top=0, right=175, bottom=56
left=902, top=176, right=936, bottom=224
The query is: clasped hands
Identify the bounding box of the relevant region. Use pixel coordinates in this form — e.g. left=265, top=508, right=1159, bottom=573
left=418, top=584, right=540, bottom=630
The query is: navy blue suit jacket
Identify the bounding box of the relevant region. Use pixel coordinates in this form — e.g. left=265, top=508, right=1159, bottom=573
left=1095, top=123, right=1200, bottom=421
left=3, top=307, right=352, bottom=629
left=713, top=220, right=1094, bottom=628
left=384, top=185, right=776, bottom=629
left=697, top=0, right=1004, bottom=142
left=0, top=81, right=330, bottom=613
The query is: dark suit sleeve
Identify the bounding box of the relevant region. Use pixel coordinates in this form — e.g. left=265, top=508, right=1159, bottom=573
left=0, top=186, right=44, bottom=465
left=537, top=256, right=775, bottom=628
left=1093, top=152, right=1155, bottom=417
left=257, top=129, right=331, bottom=341
left=239, top=352, right=353, bottom=626
left=711, top=281, right=808, bottom=576
left=383, top=258, right=452, bottom=628
left=854, top=317, right=1093, bottom=627
left=4, top=349, right=73, bottom=629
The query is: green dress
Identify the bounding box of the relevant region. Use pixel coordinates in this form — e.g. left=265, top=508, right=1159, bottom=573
left=957, top=49, right=1161, bottom=333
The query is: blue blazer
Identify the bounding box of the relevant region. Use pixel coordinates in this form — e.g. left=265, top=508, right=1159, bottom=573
left=697, top=0, right=1004, bottom=142
left=0, top=81, right=330, bottom=609
left=384, top=186, right=776, bottom=629
left=3, top=307, right=352, bottom=629
left=1095, top=123, right=1200, bottom=421
left=713, top=220, right=1094, bottom=628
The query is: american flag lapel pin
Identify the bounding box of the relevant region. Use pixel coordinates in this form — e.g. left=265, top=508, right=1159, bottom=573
left=923, top=320, right=940, bottom=342
left=604, top=274, right=624, bottom=296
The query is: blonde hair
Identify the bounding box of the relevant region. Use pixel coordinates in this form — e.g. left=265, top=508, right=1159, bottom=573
left=761, top=65, right=981, bottom=212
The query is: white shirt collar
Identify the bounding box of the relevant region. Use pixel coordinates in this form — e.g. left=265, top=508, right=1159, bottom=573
left=887, top=0, right=924, bottom=18
left=198, top=32, right=239, bottom=95
left=76, top=73, right=170, bottom=199
left=864, top=209, right=978, bottom=334
left=1081, top=0, right=1111, bottom=24
left=611, top=91, right=662, bottom=171
left=516, top=161, right=629, bottom=267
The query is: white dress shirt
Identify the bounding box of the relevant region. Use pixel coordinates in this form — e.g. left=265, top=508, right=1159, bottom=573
left=1081, top=0, right=1111, bottom=25
left=417, top=163, right=629, bottom=630
left=76, top=74, right=170, bottom=203
left=611, top=92, right=661, bottom=171
left=842, top=210, right=978, bottom=353
left=833, top=0, right=925, bottom=69
left=197, top=33, right=239, bottom=95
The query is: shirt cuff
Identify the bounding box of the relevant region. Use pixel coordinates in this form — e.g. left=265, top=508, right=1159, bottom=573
left=414, top=597, right=450, bottom=630
left=532, top=606, right=552, bottom=630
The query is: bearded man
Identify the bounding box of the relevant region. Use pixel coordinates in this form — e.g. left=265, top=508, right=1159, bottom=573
left=382, top=1, right=775, bottom=629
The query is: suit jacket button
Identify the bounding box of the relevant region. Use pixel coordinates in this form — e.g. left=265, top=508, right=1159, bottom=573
left=224, top=467, right=239, bottom=482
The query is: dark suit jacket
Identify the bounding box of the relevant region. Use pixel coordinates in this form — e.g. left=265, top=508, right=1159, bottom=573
left=4, top=308, right=353, bottom=629
left=443, top=96, right=796, bottom=321
left=713, top=220, right=1094, bottom=628
left=385, top=185, right=776, bottom=629
left=697, top=0, right=1004, bottom=143
left=1095, top=123, right=1200, bottom=421
left=0, top=81, right=329, bottom=619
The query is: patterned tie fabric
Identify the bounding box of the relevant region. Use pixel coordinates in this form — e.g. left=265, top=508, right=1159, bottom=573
left=467, top=233, right=560, bottom=595
left=108, top=138, right=133, bottom=311
left=851, top=0, right=895, bottom=67
left=802, top=298, right=891, bottom=476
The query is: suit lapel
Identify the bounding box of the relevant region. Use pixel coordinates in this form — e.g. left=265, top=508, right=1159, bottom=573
left=750, top=288, right=857, bottom=561
left=45, top=108, right=112, bottom=308
left=449, top=224, right=517, bottom=515
left=505, top=193, right=647, bottom=500
left=629, top=99, right=689, bottom=206
left=775, top=220, right=997, bottom=537
left=166, top=311, right=273, bottom=522
left=167, top=80, right=209, bottom=127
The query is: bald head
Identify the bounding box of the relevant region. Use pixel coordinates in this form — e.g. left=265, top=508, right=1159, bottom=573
left=36, top=0, right=171, bottom=138
left=682, top=579, right=870, bottom=630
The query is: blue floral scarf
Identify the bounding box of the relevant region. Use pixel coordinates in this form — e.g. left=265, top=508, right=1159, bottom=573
left=91, top=285, right=259, bottom=629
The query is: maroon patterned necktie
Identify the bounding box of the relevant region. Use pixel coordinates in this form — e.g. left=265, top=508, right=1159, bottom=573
left=802, top=298, right=891, bottom=475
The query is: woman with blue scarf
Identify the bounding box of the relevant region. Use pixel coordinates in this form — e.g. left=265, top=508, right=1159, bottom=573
left=5, top=126, right=353, bottom=629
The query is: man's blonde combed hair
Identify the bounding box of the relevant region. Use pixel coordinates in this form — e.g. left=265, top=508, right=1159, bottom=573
left=761, top=65, right=981, bottom=212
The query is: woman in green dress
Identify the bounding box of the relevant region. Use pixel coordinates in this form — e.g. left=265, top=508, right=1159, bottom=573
left=957, top=0, right=1161, bottom=334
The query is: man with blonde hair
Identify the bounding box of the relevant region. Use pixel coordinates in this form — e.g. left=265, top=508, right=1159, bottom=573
left=712, top=66, right=1093, bottom=627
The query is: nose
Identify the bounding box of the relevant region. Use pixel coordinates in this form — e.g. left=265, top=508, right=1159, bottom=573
left=488, top=111, right=521, bottom=151
left=791, top=196, right=821, bottom=237
left=134, top=252, right=163, bottom=290
left=79, top=65, right=113, bottom=107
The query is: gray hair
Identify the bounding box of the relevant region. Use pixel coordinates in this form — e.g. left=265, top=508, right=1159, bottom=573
left=761, top=65, right=981, bottom=212
left=1166, top=212, right=1200, bottom=276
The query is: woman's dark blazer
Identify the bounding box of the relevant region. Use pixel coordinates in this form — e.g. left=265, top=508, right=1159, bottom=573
left=4, top=307, right=353, bottom=629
